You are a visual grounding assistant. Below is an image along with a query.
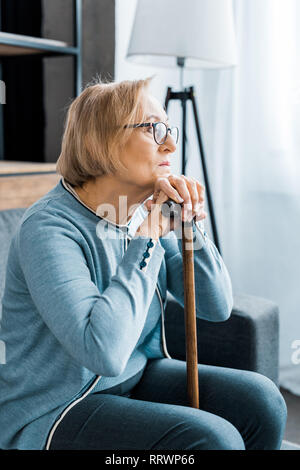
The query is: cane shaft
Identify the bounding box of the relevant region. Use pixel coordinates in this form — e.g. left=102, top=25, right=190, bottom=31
left=182, top=221, right=199, bottom=409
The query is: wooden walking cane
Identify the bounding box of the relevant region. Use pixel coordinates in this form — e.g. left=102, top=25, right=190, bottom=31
left=165, top=200, right=199, bottom=409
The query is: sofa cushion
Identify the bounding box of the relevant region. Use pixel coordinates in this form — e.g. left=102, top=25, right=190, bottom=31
left=0, top=208, right=26, bottom=317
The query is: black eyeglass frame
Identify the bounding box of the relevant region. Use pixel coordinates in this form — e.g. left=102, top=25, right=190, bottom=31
left=123, top=122, right=179, bottom=145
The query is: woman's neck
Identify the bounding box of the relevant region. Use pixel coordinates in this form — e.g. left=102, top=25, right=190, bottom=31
left=74, top=175, right=153, bottom=225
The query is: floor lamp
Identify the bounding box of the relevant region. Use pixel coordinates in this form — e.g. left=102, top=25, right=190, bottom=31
left=127, top=0, right=237, bottom=254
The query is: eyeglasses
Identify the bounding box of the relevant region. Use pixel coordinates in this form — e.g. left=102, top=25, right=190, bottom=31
left=124, top=122, right=179, bottom=145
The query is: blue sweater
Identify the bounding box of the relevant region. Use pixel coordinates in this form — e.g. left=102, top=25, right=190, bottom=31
left=0, top=178, right=233, bottom=450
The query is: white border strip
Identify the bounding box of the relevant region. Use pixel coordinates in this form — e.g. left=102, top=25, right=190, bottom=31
left=45, top=375, right=102, bottom=450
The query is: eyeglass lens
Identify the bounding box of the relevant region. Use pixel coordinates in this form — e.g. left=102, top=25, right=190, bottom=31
left=155, top=123, right=178, bottom=144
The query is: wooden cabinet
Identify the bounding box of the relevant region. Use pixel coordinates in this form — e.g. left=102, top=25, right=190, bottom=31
left=0, top=161, right=60, bottom=209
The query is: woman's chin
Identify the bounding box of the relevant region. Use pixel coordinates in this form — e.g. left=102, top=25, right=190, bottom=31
left=158, top=166, right=171, bottom=173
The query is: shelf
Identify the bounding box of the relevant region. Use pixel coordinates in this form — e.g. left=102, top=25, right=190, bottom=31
left=0, top=32, right=78, bottom=57
left=0, top=161, right=60, bottom=209
left=0, top=0, right=83, bottom=161
left=0, top=161, right=57, bottom=176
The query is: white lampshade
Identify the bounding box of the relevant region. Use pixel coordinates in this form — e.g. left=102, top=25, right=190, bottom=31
left=127, top=0, right=237, bottom=69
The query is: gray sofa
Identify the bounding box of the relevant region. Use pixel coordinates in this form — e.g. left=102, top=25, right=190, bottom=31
left=2, top=207, right=300, bottom=451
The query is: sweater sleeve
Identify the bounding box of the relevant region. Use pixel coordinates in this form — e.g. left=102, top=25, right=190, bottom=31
left=18, top=211, right=165, bottom=377
left=160, top=220, right=233, bottom=322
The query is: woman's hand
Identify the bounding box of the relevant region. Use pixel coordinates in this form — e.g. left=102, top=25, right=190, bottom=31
left=135, top=175, right=207, bottom=240
left=145, top=175, right=207, bottom=223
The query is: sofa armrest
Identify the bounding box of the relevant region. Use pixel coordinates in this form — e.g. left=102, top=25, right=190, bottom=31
left=164, top=292, right=279, bottom=385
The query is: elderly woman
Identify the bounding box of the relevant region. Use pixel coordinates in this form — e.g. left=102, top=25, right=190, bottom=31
left=0, top=77, right=286, bottom=450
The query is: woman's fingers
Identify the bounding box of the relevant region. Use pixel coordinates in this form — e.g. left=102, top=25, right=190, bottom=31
left=156, top=189, right=170, bottom=205
left=182, top=175, right=207, bottom=221
left=181, top=175, right=199, bottom=220
left=194, top=206, right=207, bottom=221
left=152, top=177, right=184, bottom=205
left=145, top=190, right=170, bottom=213
left=169, top=175, right=206, bottom=221
left=151, top=175, right=207, bottom=222
left=165, top=175, right=191, bottom=221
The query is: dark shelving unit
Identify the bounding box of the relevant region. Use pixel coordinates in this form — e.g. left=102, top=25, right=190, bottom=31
left=0, top=0, right=82, bottom=160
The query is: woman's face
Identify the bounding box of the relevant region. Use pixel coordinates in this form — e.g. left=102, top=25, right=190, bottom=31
left=118, top=92, right=177, bottom=189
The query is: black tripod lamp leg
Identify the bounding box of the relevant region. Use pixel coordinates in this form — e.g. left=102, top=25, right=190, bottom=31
left=189, top=87, right=222, bottom=255
left=164, top=86, right=222, bottom=254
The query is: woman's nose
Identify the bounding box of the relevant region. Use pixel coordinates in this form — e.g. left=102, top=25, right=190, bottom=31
left=160, top=133, right=177, bottom=152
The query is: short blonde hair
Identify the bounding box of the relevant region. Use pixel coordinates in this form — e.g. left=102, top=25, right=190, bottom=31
left=56, top=75, right=154, bottom=187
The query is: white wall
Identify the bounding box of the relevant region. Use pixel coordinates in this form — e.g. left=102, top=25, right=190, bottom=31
left=115, top=0, right=229, bottom=248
